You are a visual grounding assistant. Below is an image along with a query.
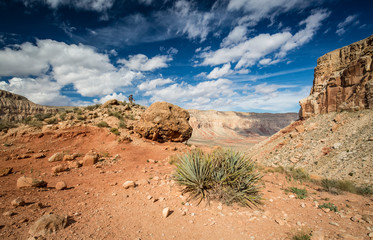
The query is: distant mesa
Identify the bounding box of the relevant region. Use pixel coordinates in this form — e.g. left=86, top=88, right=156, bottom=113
left=0, top=90, right=58, bottom=122
left=299, top=34, right=373, bottom=119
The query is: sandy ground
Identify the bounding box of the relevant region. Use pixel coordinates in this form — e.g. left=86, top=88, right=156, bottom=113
left=0, top=126, right=372, bottom=240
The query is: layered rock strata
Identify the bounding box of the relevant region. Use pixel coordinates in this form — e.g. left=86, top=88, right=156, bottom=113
left=299, top=34, right=373, bottom=119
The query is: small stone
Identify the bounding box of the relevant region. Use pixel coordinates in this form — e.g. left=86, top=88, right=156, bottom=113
left=275, top=219, right=285, bottom=226
left=35, top=153, right=46, bottom=159
left=123, top=181, right=136, bottom=189
left=3, top=211, right=14, bottom=217
left=55, top=181, right=67, bottom=190
left=329, top=222, right=339, bottom=226
left=322, top=208, right=330, bottom=213
left=147, top=159, right=158, bottom=163
left=63, top=154, right=75, bottom=161
left=296, top=221, right=302, bottom=226
left=333, top=142, right=342, bottom=149
left=51, top=165, right=67, bottom=174
left=48, top=152, right=64, bottom=162
left=217, top=204, right=223, bottom=211
left=67, top=161, right=81, bottom=169
left=162, top=207, right=171, bottom=218
left=368, top=232, right=373, bottom=237
left=295, top=125, right=305, bottom=133
left=147, top=195, right=153, bottom=200
left=289, top=195, right=295, bottom=199
left=17, top=176, right=47, bottom=189
left=11, top=197, right=26, bottom=207
left=351, top=214, right=362, bottom=222
left=82, top=151, right=99, bottom=166
left=311, top=230, right=324, bottom=240
left=368, top=137, right=373, bottom=141
left=300, top=203, right=306, bottom=208
left=0, top=167, right=13, bottom=177
left=29, top=214, right=67, bottom=237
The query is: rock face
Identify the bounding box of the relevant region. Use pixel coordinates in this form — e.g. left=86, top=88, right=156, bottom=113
left=188, top=110, right=298, bottom=148
left=0, top=90, right=58, bottom=121
left=299, top=35, right=373, bottom=119
left=134, top=102, right=192, bottom=142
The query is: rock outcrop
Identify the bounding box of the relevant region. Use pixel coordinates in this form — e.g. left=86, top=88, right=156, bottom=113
left=0, top=90, right=58, bottom=121
left=134, top=102, right=192, bottom=142
left=299, top=34, right=373, bottom=119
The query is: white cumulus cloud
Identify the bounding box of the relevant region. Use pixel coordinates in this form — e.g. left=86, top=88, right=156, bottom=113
left=336, top=14, right=359, bottom=36
left=118, top=54, right=172, bottom=72
left=138, top=78, right=174, bottom=91
left=207, top=63, right=233, bottom=79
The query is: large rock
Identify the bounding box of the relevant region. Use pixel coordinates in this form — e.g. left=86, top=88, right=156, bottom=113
left=83, top=150, right=99, bottom=166
left=134, top=102, right=192, bottom=142
left=29, top=214, right=67, bottom=237
left=17, top=176, right=47, bottom=189
left=299, top=34, right=373, bottom=119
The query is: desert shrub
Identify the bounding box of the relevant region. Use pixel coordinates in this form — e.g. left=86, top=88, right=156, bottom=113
left=292, top=231, right=311, bottom=240
left=356, top=186, right=373, bottom=196
left=289, top=187, right=308, bottom=199
left=109, top=111, right=123, bottom=120
left=0, top=120, right=17, bottom=131
left=34, top=113, right=52, bottom=121
left=321, top=178, right=370, bottom=195
left=110, top=127, right=120, bottom=136
left=319, top=202, right=338, bottom=212
left=45, top=117, right=58, bottom=124
left=118, top=120, right=127, bottom=129
left=26, top=120, right=43, bottom=128
left=97, top=121, right=109, bottom=128
left=77, top=115, right=85, bottom=121
left=174, top=149, right=262, bottom=207
left=125, top=114, right=135, bottom=120
left=59, top=112, right=66, bottom=121
left=287, top=167, right=310, bottom=182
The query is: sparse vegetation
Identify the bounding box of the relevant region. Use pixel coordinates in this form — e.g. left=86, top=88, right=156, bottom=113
left=110, top=127, right=120, bottom=136
left=125, top=114, right=135, bottom=120
left=287, top=167, right=310, bottom=182
left=291, top=230, right=311, bottom=240
left=173, top=149, right=262, bottom=207
left=59, top=112, right=66, bottom=121
left=0, top=120, right=17, bottom=131
left=45, top=117, right=58, bottom=124
left=77, top=115, right=85, bottom=121
left=86, top=104, right=101, bottom=111
left=34, top=113, right=52, bottom=121
left=118, top=120, right=127, bottom=129
left=109, top=111, right=123, bottom=120
left=319, top=202, right=338, bottom=212
left=97, top=121, right=109, bottom=128
left=288, top=187, right=308, bottom=199
left=321, top=178, right=372, bottom=196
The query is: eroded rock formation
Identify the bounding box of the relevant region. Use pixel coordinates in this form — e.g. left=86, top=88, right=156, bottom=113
left=0, top=90, right=58, bottom=121
left=134, top=102, right=192, bottom=142
left=299, top=34, right=373, bottom=119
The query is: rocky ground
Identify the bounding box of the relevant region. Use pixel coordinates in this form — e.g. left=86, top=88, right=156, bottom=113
left=0, top=106, right=372, bottom=239
left=248, top=110, right=373, bottom=186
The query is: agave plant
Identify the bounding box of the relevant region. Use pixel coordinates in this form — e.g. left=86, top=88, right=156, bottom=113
left=174, top=148, right=262, bottom=207
left=174, top=149, right=213, bottom=204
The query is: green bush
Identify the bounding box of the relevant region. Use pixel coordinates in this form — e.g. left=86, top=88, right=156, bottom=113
left=110, top=127, right=120, bottom=136
left=289, top=187, right=308, bottom=199
left=356, top=186, right=373, bottom=196
left=0, top=120, right=17, bottom=131
left=26, top=120, right=43, bottom=128
left=34, top=113, right=52, bottom=121
left=319, top=202, right=338, bottom=212
left=119, top=120, right=127, bottom=129
left=109, top=111, right=123, bottom=120
left=59, top=112, right=66, bottom=121
left=292, top=231, right=311, bottom=240
left=45, top=117, right=58, bottom=124
left=287, top=167, right=310, bottom=181
left=97, top=121, right=109, bottom=128
left=173, top=149, right=262, bottom=207
left=85, top=104, right=101, bottom=111
left=321, top=178, right=372, bottom=196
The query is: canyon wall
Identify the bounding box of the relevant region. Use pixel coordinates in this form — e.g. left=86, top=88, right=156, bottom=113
left=0, top=90, right=58, bottom=121
left=299, top=34, right=373, bottom=119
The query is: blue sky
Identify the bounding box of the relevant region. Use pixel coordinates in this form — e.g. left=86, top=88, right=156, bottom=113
left=0, top=0, right=372, bottom=112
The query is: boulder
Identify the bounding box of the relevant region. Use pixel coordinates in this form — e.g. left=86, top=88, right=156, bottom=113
left=0, top=167, right=13, bottom=177
left=55, top=181, right=67, bottom=190
left=134, top=102, right=193, bottom=142
left=48, top=152, right=64, bottom=162
left=83, top=151, right=99, bottom=166
left=122, top=181, right=136, bottom=189
left=299, top=34, right=373, bottom=119
left=17, top=176, right=47, bottom=189
left=102, top=99, right=120, bottom=108
left=51, top=164, right=68, bottom=174
left=29, top=214, right=67, bottom=237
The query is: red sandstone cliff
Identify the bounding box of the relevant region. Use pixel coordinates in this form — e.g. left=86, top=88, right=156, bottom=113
left=299, top=34, right=373, bottom=119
